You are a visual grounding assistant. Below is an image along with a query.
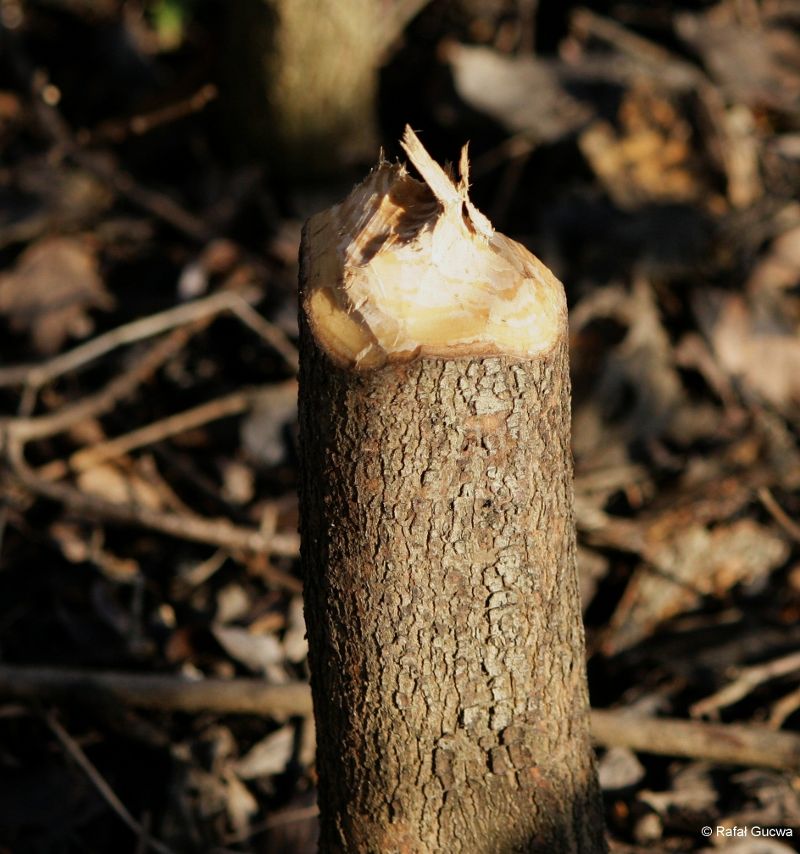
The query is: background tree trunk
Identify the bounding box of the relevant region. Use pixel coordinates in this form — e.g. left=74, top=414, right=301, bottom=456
left=223, top=0, right=380, bottom=180
left=298, top=129, right=606, bottom=852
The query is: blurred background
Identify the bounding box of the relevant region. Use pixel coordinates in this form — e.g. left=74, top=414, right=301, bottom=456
left=1, top=0, right=800, bottom=851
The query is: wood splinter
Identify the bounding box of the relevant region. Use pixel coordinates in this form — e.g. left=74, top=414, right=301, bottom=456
left=299, top=127, right=606, bottom=853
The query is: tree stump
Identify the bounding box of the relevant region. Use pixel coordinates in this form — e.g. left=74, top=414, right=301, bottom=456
left=298, top=127, right=606, bottom=853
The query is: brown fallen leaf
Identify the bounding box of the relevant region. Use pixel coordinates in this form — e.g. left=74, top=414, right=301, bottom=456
left=212, top=624, right=288, bottom=683
left=234, top=725, right=295, bottom=780
left=445, top=42, right=592, bottom=144
left=694, top=289, right=800, bottom=412
left=0, top=236, right=113, bottom=354
left=570, top=277, right=686, bottom=460
left=677, top=4, right=800, bottom=116
left=240, top=381, right=298, bottom=468
left=578, top=84, right=705, bottom=209
left=76, top=462, right=164, bottom=510
left=597, top=746, right=645, bottom=793
left=606, top=519, right=789, bottom=654
left=222, top=770, right=258, bottom=840
left=746, top=224, right=800, bottom=323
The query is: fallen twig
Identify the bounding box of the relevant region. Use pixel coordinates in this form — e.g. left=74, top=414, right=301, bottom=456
left=84, top=84, right=218, bottom=145
left=7, top=441, right=300, bottom=561
left=45, top=711, right=177, bottom=854
left=3, top=667, right=798, bottom=771
left=4, top=327, right=195, bottom=444
left=73, top=148, right=212, bottom=242
left=1, top=666, right=313, bottom=718
left=770, top=684, right=800, bottom=729
left=4, top=389, right=300, bottom=570
left=690, top=648, right=800, bottom=718
left=0, top=288, right=260, bottom=389
left=37, top=381, right=296, bottom=480
left=571, top=8, right=702, bottom=89
left=591, top=708, right=800, bottom=772
left=1, top=320, right=299, bottom=568
left=10, top=31, right=213, bottom=243
left=226, top=297, right=299, bottom=373
left=759, top=486, right=800, bottom=543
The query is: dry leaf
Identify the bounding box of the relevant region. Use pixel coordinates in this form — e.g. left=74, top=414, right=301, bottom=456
left=729, top=769, right=800, bottom=830
left=212, top=624, right=287, bottom=682
left=222, top=771, right=258, bottom=839
left=283, top=595, right=308, bottom=663
left=219, top=459, right=255, bottom=505
left=0, top=236, right=113, bottom=353
left=571, top=278, right=686, bottom=459
left=178, top=238, right=240, bottom=299
left=76, top=462, right=163, bottom=510
left=746, top=224, right=800, bottom=307
left=695, top=290, right=800, bottom=411
left=597, top=746, right=645, bottom=792
left=607, top=520, right=789, bottom=654
left=215, top=584, right=251, bottom=625
left=240, top=382, right=298, bottom=467
left=640, top=763, right=717, bottom=815
left=677, top=5, right=800, bottom=115
left=50, top=521, right=140, bottom=582
left=579, top=85, right=703, bottom=209
left=446, top=43, right=592, bottom=143
left=234, top=725, right=295, bottom=780
left=186, top=766, right=230, bottom=820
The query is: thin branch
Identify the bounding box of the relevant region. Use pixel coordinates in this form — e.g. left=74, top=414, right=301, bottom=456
left=769, top=684, right=800, bottom=729
left=690, top=649, right=800, bottom=718
left=4, top=667, right=799, bottom=771
left=45, top=711, right=177, bottom=854
left=591, top=708, right=800, bottom=772
left=0, top=288, right=259, bottom=389
left=6, top=439, right=300, bottom=570
left=1, top=314, right=299, bottom=570
left=85, top=84, right=218, bottom=145
left=571, top=8, right=703, bottom=89
left=72, top=148, right=212, bottom=242
left=758, top=486, right=800, bottom=543
left=38, top=382, right=295, bottom=480
left=9, top=446, right=300, bottom=561
left=227, top=299, right=299, bottom=373
left=1, top=667, right=313, bottom=717
left=5, top=327, right=195, bottom=444
left=24, top=44, right=212, bottom=243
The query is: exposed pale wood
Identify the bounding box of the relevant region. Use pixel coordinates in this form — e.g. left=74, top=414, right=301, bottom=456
left=303, top=126, right=566, bottom=370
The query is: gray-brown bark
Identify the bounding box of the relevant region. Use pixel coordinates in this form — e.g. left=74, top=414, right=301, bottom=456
left=299, top=325, right=605, bottom=853
left=297, top=129, right=605, bottom=852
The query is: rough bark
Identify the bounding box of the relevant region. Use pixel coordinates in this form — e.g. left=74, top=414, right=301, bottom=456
left=298, top=129, right=605, bottom=853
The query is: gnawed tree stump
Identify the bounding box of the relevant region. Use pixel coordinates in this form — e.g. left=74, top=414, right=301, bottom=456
left=298, top=128, right=606, bottom=853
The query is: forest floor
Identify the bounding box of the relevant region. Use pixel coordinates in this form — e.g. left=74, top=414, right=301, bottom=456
left=1, top=1, right=800, bottom=852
